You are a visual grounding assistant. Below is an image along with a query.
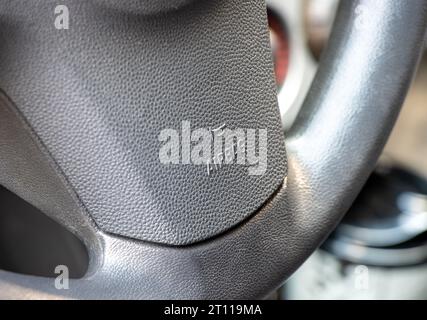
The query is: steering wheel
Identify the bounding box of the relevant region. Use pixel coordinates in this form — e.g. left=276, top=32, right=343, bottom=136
left=0, top=0, right=426, bottom=299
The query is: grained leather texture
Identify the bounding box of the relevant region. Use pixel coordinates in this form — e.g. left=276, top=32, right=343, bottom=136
left=0, top=92, right=103, bottom=278
left=0, top=0, right=426, bottom=299
left=0, top=0, right=287, bottom=245
left=94, top=0, right=196, bottom=15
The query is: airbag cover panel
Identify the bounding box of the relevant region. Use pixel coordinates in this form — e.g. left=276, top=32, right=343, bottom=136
left=0, top=0, right=287, bottom=245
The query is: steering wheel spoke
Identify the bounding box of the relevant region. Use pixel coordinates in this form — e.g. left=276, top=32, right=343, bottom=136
left=0, top=0, right=426, bottom=299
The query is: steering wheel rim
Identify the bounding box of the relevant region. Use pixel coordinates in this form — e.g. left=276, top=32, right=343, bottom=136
left=0, top=0, right=426, bottom=299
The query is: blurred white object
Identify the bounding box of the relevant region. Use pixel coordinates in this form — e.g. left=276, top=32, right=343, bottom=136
left=285, top=250, right=427, bottom=300
left=305, top=0, right=340, bottom=58
left=267, top=0, right=317, bottom=131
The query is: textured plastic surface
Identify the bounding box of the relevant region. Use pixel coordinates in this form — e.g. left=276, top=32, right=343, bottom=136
left=0, top=0, right=287, bottom=245
left=0, top=0, right=426, bottom=299
left=94, top=0, right=196, bottom=15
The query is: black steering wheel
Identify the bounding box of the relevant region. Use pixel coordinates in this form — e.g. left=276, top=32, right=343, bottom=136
left=0, top=0, right=426, bottom=299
